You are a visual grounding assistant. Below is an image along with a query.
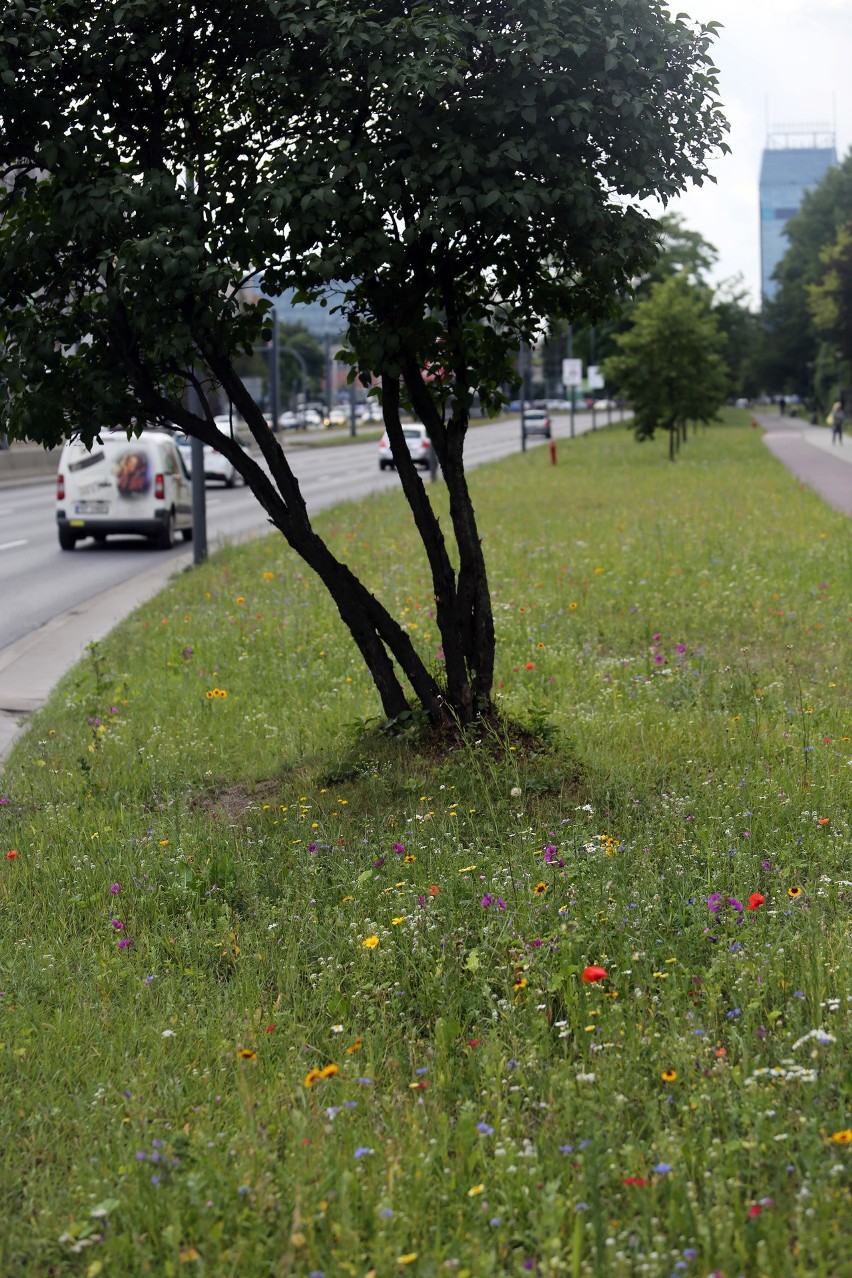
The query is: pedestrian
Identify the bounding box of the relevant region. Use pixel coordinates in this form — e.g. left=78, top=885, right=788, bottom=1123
left=779, top=395, right=786, bottom=416
left=831, top=399, right=845, bottom=445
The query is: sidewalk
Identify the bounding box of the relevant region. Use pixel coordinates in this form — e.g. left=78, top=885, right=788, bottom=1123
left=757, top=412, right=852, bottom=517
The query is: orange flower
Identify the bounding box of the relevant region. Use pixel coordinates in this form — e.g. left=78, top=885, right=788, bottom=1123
left=817, top=817, right=830, bottom=826
left=428, top=884, right=439, bottom=896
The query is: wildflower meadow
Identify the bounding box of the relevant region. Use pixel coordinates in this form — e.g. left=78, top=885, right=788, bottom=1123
left=0, top=412, right=849, bottom=1277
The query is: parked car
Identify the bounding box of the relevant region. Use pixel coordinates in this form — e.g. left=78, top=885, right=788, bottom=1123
left=325, top=406, right=350, bottom=427
left=56, top=429, right=193, bottom=550
left=592, top=398, right=619, bottom=411
left=521, top=409, right=552, bottom=439
left=173, top=432, right=245, bottom=487
left=378, top=425, right=434, bottom=470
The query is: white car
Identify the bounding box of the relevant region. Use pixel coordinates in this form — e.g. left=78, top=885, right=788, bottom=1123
left=592, top=398, right=619, bottom=411
left=521, top=409, right=552, bottom=438
left=56, top=429, right=193, bottom=549
left=378, top=425, right=434, bottom=471
left=174, top=432, right=245, bottom=487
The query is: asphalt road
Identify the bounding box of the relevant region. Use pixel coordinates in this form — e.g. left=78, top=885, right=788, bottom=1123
left=0, top=411, right=614, bottom=651
left=0, top=409, right=612, bottom=758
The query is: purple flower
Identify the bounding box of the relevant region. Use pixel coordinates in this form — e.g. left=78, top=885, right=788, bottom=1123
left=373, top=856, right=386, bottom=869
left=477, top=1122, right=494, bottom=1135
left=543, top=845, right=557, bottom=863
left=117, top=938, right=132, bottom=949
left=480, top=894, right=493, bottom=908
left=392, top=842, right=406, bottom=855
left=654, top=654, right=664, bottom=664
left=109, top=883, right=122, bottom=894
left=727, top=897, right=743, bottom=912
left=559, top=1144, right=573, bottom=1154
left=654, top=1162, right=672, bottom=1174
left=675, top=643, right=687, bottom=654
left=496, top=898, right=507, bottom=910
left=726, top=1008, right=741, bottom=1019
left=308, top=842, right=318, bottom=854
left=489, top=1217, right=501, bottom=1227
left=143, top=974, right=156, bottom=984
left=0, top=797, right=9, bottom=806
left=354, top=1146, right=373, bottom=1159
left=111, top=919, right=124, bottom=930
left=150, top=1175, right=161, bottom=1185
left=358, top=1077, right=372, bottom=1085
left=135, top=1150, right=147, bottom=1161
left=415, top=1066, right=428, bottom=1075
left=707, top=893, right=723, bottom=913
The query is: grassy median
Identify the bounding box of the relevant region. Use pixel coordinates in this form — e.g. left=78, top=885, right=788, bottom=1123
left=1, top=411, right=850, bottom=1277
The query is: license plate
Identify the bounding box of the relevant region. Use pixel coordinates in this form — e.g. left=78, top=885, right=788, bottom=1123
left=75, top=501, right=109, bottom=515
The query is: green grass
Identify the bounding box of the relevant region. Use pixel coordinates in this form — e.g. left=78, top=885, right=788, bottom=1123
left=1, top=411, right=850, bottom=1277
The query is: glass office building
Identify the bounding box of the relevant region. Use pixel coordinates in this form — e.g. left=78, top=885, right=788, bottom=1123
left=760, top=128, right=836, bottom=303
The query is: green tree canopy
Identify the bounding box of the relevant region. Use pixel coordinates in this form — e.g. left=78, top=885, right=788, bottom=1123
left=0, top=0, right=727, bottom=728
left=759, top=149, right=852, bottom=402
left=603, top=275, right=728, bottom=459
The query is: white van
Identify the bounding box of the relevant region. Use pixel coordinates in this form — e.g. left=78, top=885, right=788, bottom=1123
left=56, top=429, right=193, bottom=550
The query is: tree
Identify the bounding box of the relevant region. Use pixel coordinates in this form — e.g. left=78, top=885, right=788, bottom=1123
left=603, top=275, right=728, bottom=460
left=0, top=0, right=727, bottom=729
left=758, top=150, right=852, bottom=404
left=808, top=223, right=852, bottom=370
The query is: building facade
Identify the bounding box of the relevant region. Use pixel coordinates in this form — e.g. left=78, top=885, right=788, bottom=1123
left=759, top=127, right=836, bottom=304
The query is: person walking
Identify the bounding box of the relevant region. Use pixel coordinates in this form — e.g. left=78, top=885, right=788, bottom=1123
left=830, top=399, right=845, bottom=444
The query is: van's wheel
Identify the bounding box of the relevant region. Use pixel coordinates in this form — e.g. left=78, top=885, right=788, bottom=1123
left=58, top=527, right=77, bottom=551
left=157, top=510, right=176, bottom=549
left=181, top=526, right=193, bottom=542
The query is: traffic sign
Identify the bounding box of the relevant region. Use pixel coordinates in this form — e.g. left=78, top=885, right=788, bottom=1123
left=561, top=358, right=583, bottom=388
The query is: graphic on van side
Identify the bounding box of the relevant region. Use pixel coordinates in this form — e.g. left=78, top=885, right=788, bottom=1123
left=115, top=450, right=151, bottom=497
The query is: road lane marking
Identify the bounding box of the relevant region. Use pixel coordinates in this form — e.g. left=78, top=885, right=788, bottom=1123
left=0, top=540, right=28, bottom=551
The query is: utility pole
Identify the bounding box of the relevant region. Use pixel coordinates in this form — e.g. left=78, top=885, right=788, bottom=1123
left=188, top=378, right=207, bottom=565
left=269, top=309, right=279, bottom=431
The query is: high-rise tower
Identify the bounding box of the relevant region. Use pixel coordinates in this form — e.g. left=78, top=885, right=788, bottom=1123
left=759, top=124, right=836, bottom=304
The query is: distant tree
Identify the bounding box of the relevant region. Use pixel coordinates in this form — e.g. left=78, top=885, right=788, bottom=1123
left=603, top=275, right=728, bottom=459
left=808, top=223, right=852, bottom=370
left=0, top=0, right=727, bottom=730
left=759, top=150, right=852, bottom=403
left=712, top=275, right=763, bottom=402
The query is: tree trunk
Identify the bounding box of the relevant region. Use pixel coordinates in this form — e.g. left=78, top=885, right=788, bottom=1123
left=143, top=353, right=449, bottom=726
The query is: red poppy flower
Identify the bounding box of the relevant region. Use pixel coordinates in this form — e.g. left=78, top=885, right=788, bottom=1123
left=467, top=1039, right=481, bottom=1047
left=817, top=817, right=830, bottom=826
left=429, top=884, right=439, bottom=896
left=5, top=849, right=17, bottom=860
left=747, top=893, right=765, bottom=910
left=581, top=965, right=608, bottom=983
left=622, top=1177, right=649, bottom=1186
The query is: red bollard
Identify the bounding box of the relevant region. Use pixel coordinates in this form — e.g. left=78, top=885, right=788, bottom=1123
left=549, top=440, right=557, bottom=464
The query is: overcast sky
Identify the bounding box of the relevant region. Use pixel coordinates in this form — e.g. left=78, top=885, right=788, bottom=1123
left=654, top=0, right=852, bottom=308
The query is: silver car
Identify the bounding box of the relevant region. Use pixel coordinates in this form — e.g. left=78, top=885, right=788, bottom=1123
left=378, top=425, right=434, bottom=471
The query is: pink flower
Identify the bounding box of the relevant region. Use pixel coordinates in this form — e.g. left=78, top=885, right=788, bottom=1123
left=109, top=883, right=122, bottom=894
left=117, top=938, right=132, bottom=949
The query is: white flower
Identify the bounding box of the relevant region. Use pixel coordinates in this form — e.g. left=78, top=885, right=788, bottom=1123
left=792, top=1028, right=836, bottom=1051
left=510, top=786, right=522, bottom=798
left=161, top=1029, right=176, bottom=1038
left=576, top=1072, right=596, bottom=1083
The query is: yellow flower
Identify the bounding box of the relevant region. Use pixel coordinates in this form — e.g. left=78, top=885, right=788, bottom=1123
left=346, top=1039, right=363, bottom=1055
left=569, top=601, right=578, bottom=609
left=318, top=1063, right=339, bottom=1079
left=533, top=882, right=548, bottom=895
left=303, top=1069, right=323, bottom=1087
left=362, top=936, right=380, bottom=948
left=237, top=1048, right=257, bottom=1061
left=263, top=571, right=275, bottom=579
left=404, top=855, right=416, bottom=863
left=828, top=1129, right=852, bottom=1143
left=513, top=977, right=527, bottom=990
left=468, top=1183, right=485, bottom=1197
left=458, top=865, right=477, bottom=873
left=397, top=1255, right=418, bottom=1266
left=341, top=895, right=354, bottom=902
left=788, top=885, right=803, bottom=898
left=391, top=917, right=405, bottom=925
left=661, top=1069, right=678, bottom=1082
